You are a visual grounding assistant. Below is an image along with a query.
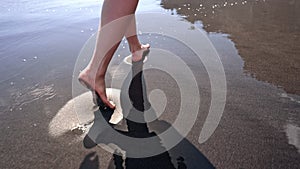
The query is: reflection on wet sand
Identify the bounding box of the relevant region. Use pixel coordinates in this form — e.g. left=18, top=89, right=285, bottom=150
left=2, top=0, right=300, bottom=168
left=161, top=0, right=300, bottom=94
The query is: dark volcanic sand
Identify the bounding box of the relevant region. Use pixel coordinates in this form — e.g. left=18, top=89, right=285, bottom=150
left=161, top=0, right=300, bottom=94
left=1, top=0, right=300, bottom=169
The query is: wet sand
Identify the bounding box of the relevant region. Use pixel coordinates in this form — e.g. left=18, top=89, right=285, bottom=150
left=0, top=0, right=300, bottom=169
left=161, top=0, right=300, bottom=94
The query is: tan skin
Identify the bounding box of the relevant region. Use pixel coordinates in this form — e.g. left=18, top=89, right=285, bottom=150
left=78, top=0, right=149, bottom=109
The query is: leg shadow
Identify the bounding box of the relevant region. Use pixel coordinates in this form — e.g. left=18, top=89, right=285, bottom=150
left=79, top=152, right=99, bottom=169
left=82, top=56, right=215, bottom=169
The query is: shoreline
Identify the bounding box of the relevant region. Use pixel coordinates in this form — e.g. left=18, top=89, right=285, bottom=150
left=161, top=0, right=300, bottom=95
left=1, top=0, right=300, bottom=168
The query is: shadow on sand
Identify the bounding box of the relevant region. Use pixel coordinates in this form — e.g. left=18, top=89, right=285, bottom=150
left=79, top=55, right=215, bottom=169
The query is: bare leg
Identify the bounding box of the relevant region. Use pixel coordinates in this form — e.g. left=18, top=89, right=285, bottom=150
left=78, top=0, right=140, bottom=109
left=125, top=15, right=150, bottom=62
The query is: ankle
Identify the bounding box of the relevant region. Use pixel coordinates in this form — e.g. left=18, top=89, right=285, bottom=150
left=129, top=43, right=142, bottom=53
left=95, top=71, right=106, bottom=80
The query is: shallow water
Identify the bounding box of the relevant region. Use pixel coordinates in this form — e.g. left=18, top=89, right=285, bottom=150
left=0, top=0, right=299, bottom=168
left=160, top=0, right=300, bottom=94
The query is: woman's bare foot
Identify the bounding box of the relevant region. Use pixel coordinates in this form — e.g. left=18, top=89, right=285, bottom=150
left=131, top=44, right=150, bottom=62
left=78, top=69, right=115, bottom=109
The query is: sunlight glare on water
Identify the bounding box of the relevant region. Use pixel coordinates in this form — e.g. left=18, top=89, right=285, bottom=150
left=0, top=0, right=162, bottom=37
left=0, top=0, right=101, bottom=36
